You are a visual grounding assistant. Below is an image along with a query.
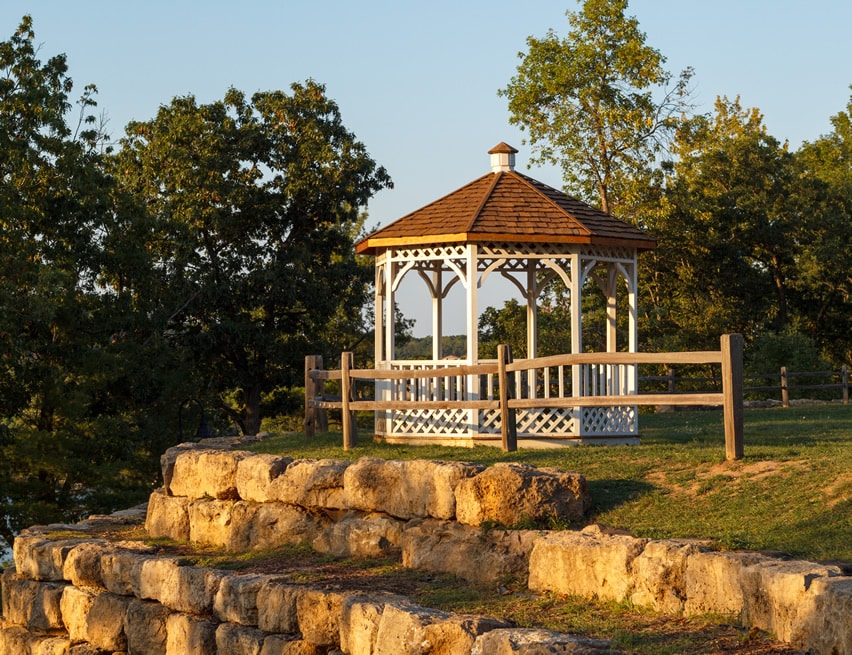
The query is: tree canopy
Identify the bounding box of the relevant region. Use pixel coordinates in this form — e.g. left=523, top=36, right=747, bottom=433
left=111, top=82, right=391, bottom=435
left=500, top=0, right=692, bottom=215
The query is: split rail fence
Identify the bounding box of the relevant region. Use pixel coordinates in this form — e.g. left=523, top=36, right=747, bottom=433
left=305, top=333, right=745, bottom=460
left=645, top=365, right=849, bottom=407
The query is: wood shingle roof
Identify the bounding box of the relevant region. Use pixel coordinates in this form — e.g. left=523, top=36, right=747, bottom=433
left=355, top=150, right=657, bottom=255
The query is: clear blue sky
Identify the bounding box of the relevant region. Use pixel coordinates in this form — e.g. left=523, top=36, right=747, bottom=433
left=3, top=1, right=851, bottom=335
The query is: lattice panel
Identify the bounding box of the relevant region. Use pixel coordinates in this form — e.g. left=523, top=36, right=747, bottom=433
left=391, top=245, right=468, bottom=261
left=389, top=408, right=470, bottom=436
left=515, top=408, right=577, bottom=435
left=476, top=408, right=578, bottom=436
left=581, top=406, right=637, bottom=435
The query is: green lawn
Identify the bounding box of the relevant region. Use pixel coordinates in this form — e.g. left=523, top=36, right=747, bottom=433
left=249, top=403, right=851, bottom=562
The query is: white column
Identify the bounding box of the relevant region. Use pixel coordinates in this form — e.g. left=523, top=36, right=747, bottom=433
left=432, top=268, right=443, bottom=361
left=606, top=264, right=618, bottom=353
left=465, top=244, right=479, bottom=365
left=570, top=253, right=584, bottom=435
left=466, top=244, right=479, bottom=438
left=384, top=252, right=395, bottom=362
left=526, top=264, right=538, bottom=360
left=628, top=257, right=638, bottom=394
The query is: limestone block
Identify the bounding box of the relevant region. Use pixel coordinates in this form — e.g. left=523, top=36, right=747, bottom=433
left=260, top=634, right=319, bottom=654
left=60, top=585, right=97, bottom=643
left=14, top=534, right=85, bottom=582
left=68, top=644, right=108, bottom=654
left=269, top=458, right=350, bottom=509
left=0, top=569, right=65, bottom=630
left=0, top=626, right=29, bottom=655
left=28, top=635, right=71, bottom=655
left=86, top=592, right=130, bottom=652
left=527, top=526, right=647, bottom=601
left=160, top=442, right=207, bottom=494
left=629, top=540, right=700, bottom=614
left=145, top=488, right=191, bottom=541
left=165, top=612, right=218, bottom=655
left=739, top=558, right=845, bottom=644
left=236, top=453, right=292, bottom=502
left=682, top=549, right=769, bottom=617
left=213, top=573, right=270, bottom=626
left=169, top=448, right=254, bottom=500
left=454, top=463, right=589, bottom=528
left=343, top=458, right=483, bottom=520
left=124, top=598, right=170, bottom=655
left=188, top=497, right=240, bottom=548
left=257, top=579, right=302, bottom=634
left=296, top=589, right=344, bottom=646
left=215, top=623, right=266, bottom=655
left=340, top=594, right=396, bottom=655
left=240, top=501, right=329, bottom=552
left=471, top=628, right=616, bottom=654
left=372, top=601, right=452, bottom=655
left=372, top=600, right=507, bottom=655
left=402, top=519, right=539, bottom=586
left=63, top=540, right=109, bottom=588
left=792, top=576, right=852, bottom=655
left=313, top=512, right=404, bottom=559
left=429, top=460, right=484, bottom=520
left=100, top=546, right=155, bottom=596
left=139, top=558, right=226, bottom=614
left=137, top=556, right=181, bottom=600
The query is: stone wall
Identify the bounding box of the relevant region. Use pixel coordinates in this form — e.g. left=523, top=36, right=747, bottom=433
left=1, top=442, right=850, bottom=654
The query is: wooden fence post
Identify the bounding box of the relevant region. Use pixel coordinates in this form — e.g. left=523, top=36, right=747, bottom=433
left=304, top=355, right=321, bottom=439
left=780, top=366, right=789, bottom=408
left=341, top=352, right=357, bottom=450
left=842, top=364, right=848, bottom=404
left=721, top=334, right=744, bottom=461
left=497, top=344, right=517, bottom=452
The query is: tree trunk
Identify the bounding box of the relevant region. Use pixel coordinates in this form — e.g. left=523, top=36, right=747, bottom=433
left=243, top=384, right=263, bottom=436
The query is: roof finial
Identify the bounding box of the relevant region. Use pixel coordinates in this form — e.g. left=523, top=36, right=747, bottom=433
left=488, top=142, right=518, bottom=173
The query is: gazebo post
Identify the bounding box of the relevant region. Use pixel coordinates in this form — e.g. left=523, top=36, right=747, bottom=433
left=431, top=268, right=443, bottom=360
left=606, top=265, right=618, bottom=353
left=465, top=244, right=480, bottom=439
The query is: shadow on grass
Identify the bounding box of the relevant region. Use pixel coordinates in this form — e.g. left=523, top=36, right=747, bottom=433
left=585, top=479, right=656, bottom=516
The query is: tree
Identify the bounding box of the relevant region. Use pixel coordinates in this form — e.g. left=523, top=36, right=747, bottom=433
left=112, top=82, right=392, bottom=435
left=641, top=97, right=806, bottom=352
left=500, top=0, right=692, bottom=216
left=792, top=90, right=852, bottom=365
left=0, top=17, right=177, bottom=552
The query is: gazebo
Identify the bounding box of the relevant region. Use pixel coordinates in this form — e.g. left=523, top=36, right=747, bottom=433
left=355, top=143, right=657, bottom=447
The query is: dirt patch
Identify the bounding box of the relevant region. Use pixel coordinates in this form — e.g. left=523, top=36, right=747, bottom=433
left=823, top=470, right=852, bottom=508
left=697, top=460, right=809, bottom=481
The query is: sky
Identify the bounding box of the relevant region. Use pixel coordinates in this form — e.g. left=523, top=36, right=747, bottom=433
left=3, top=0, right=851, bottom=336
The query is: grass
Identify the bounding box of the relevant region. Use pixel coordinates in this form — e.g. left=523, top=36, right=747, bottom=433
left=249, top=403, right=852, bottom=562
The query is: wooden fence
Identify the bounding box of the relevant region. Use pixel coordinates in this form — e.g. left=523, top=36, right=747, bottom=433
left=306, top=334, right=745, bottom=460
left=644, top=365, right=849, bottom=407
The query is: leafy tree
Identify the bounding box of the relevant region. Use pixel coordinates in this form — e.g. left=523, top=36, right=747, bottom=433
left=112, top=82, right=392, bottom=435
left=642, top=97, right=806, bottom=351
left=499, top=0, right=692, bottom=215
left=0, top=17, right=178, bottom=552
left=793, top=90, right=852, bottom=365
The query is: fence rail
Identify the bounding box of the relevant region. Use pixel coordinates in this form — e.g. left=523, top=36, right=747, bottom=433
left=642, top=364, right=849, bottom=406
left=306, top=334, right=745, bottom=460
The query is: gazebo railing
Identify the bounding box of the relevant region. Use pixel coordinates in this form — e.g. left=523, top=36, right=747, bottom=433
left=383, top=359, right=635, bottom=402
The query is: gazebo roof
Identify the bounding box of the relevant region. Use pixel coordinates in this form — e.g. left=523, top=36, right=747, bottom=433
left=355, top=143, right=657, bottom=255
